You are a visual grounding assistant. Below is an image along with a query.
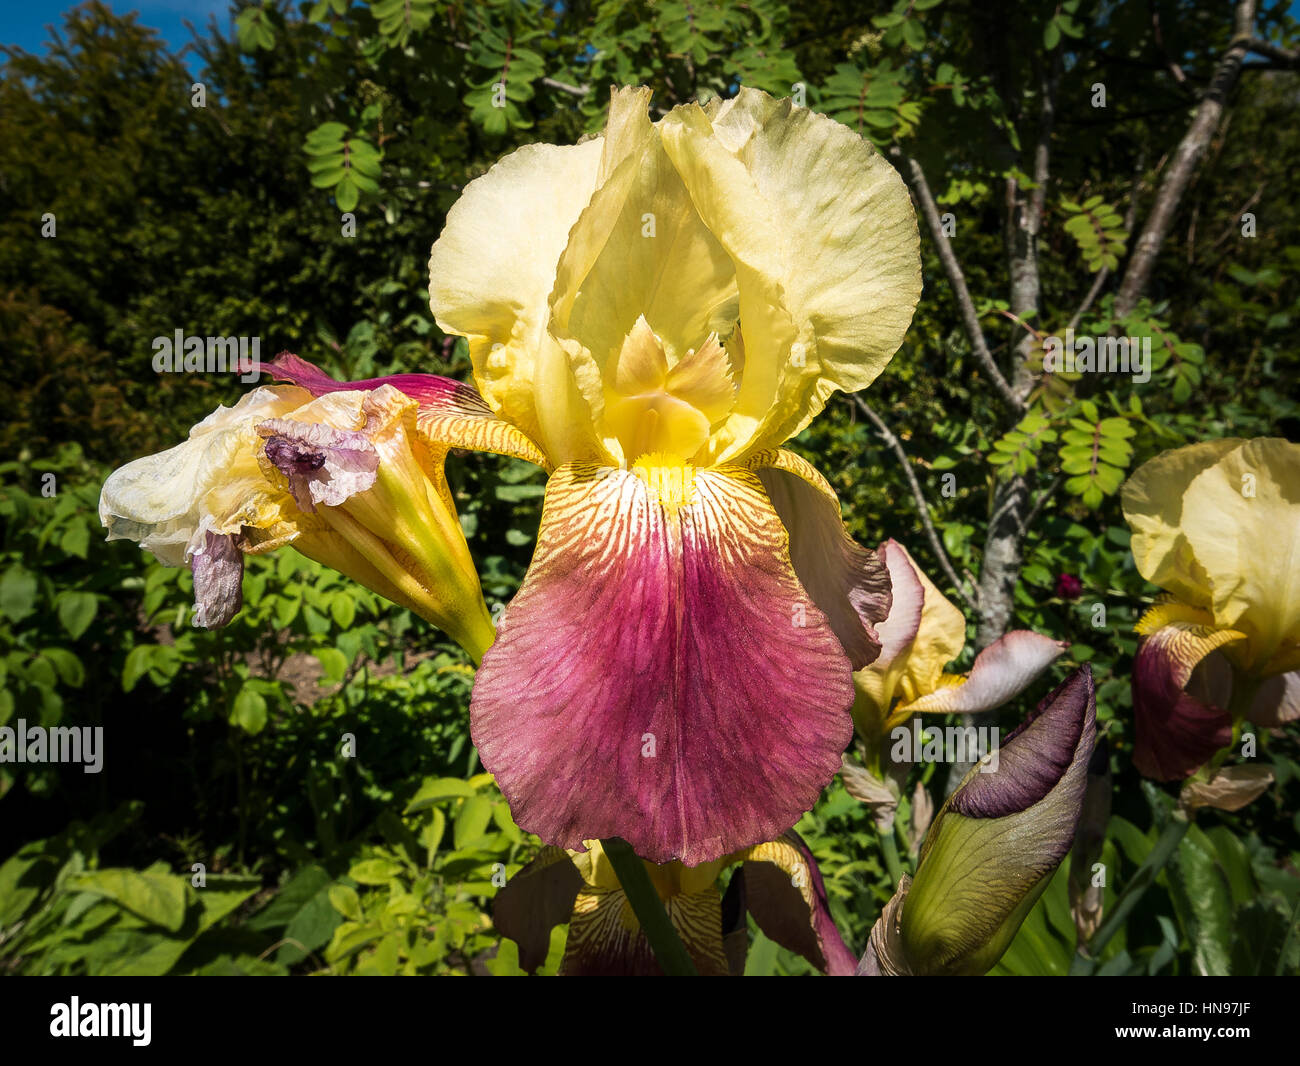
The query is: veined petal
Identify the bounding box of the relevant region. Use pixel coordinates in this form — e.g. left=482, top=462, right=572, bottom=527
left=897, top=630, right=1068, bottom=715
left=878, top=541, right=966, bottom=714
left=1248, top=670, right=1300, bottom=728
left=268, top=351, right=549, bottom=469
left=564, top=881, right=729, bottom=977
left=1177, top=438, right=1300, bottom=673
left=257, top=386, right=496, bottom=661
left=549, top=88, right=739, bottom=397
left=1122, top=439, right=1239, bottom=610
left=1180, top=765, right=1275, bottom=814
left=427, top=138, right=607, bottom=463
left=658, top=89, right=921, bottom=462
left=732, top=830, right=857, bottom=976
left=470, top=461, right=855, bottom=865
left=190, top=531, right=244, bottom=629
left=259, top=419, right=378, bottom=511
left=851, top=538, right=926, bottom=740
left=748, top=448, right=890, bottom=670
left=1131, top=617, right=1245, bottom=781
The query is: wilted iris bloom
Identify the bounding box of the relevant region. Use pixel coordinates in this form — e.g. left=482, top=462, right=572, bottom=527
left=1122, top=438, right=1300, bottom=779
left=494, top=832, right=855, bottom=976
left=851, top=539, right=1067, bottom=764
left=99, top=382, right=497, bottom=658
left=859, top=666, right=1097, bottom=976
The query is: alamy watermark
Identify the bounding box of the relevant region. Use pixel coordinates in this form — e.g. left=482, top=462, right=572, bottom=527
left=0, top=720, right=103, bottom=773
left=152, top=329, right=261, bottom=383
left=890, top=719, right=1000, bottom=773
left=1043, top=329, right=1151, bottom=383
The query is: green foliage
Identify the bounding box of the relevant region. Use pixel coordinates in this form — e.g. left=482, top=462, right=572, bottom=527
left=1061, top=196, right=1129, bottom=273
left=322, top=773, right=529, bottom=974
left=303, top=122, right=384, bottom=213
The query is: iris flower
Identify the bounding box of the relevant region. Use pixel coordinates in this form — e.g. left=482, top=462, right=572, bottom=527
left=851, top=539, right=1067, bottom=763
left=1122, top=438, right=1300, bottom=780
left=493, top=832, right=855, bottom=976
left=100, top=86, right=922, bottom=866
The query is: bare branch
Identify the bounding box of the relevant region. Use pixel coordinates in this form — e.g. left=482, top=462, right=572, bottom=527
left=889, top=148, right=1024, bottom=413
left=1115, top=0, right=1260, bottom=316
left=1020, top=475, right=1063, bottom=538
left=850, top=395, right=979, bottom=612
left=541, top=76, right=589, bottom=98
left=1246, top=37, right=1300, bottom=67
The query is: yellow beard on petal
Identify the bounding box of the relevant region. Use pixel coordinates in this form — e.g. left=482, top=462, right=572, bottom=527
left=632, top=453, right=696, bottom=516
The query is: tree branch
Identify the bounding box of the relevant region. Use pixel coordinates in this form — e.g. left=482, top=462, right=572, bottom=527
left=1115, top=0, right=1260, bottom=316
left=1246, top=37, right=1300, bottom=67
left=851, top=395, right=979, bottom=612
left=889, top=148, right=1023, bottom=413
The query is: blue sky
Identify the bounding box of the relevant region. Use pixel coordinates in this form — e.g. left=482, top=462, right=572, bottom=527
left=3, top=0, right=1297, bottom=63
left=1, top=1, right=234, bottom=59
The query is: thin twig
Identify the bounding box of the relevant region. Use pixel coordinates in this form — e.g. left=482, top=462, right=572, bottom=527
left=889, top=148, right=1024, bottom=414
left=852, top=395, right=979, bottom=612
left=1020, top=474, right=1063, bottom=538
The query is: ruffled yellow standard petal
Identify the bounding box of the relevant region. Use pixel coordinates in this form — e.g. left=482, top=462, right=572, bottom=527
left=1175, top=438, right=1300, bottom=675
left=428, top=136, right=608, bottom=465
left=429, top=86, right=920, bottom=474
left=1121, top=437, right=1241, bottom=611
left=657, top=88, right=922, bottom=464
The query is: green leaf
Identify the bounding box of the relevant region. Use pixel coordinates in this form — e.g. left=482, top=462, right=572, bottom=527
left=59, top=523, right=91, bottom=559
left=329, top=593, right=356, bottom=629
left=335, top=176, right=359, bottom=213
left=405, top=777, right=476, bottom=813
left=40, top=647, right=84, bottom=687
left=67, top=867, right=187, bottom=932
left=0, top=565, right=37, bottom=623
left=57, top=591, right=98, bottom=640
left=349, top=858, right=404, bottom=885
left=453, top=795, right=493, bottom=849
left=328, top=884, right=363, bottom=921
left=313, top=646, right=347, bottom=684
left=231, top=685, right=268, bottom=734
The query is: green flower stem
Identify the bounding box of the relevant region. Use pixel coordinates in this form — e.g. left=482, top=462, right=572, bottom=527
left=600, top=837, right=698, bottom=976
left=879, top=825, right=904, bottom=887
left=1070, top=813, right=1190, bottom=974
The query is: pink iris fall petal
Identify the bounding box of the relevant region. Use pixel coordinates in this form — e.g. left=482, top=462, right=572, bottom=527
left=874, top=539, right=925, bottom=665
left=267, top=350, right=471, bottom=408
left=755, top=458, right=890, bottom=671
left=470, top=462, right=857, bottom=866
